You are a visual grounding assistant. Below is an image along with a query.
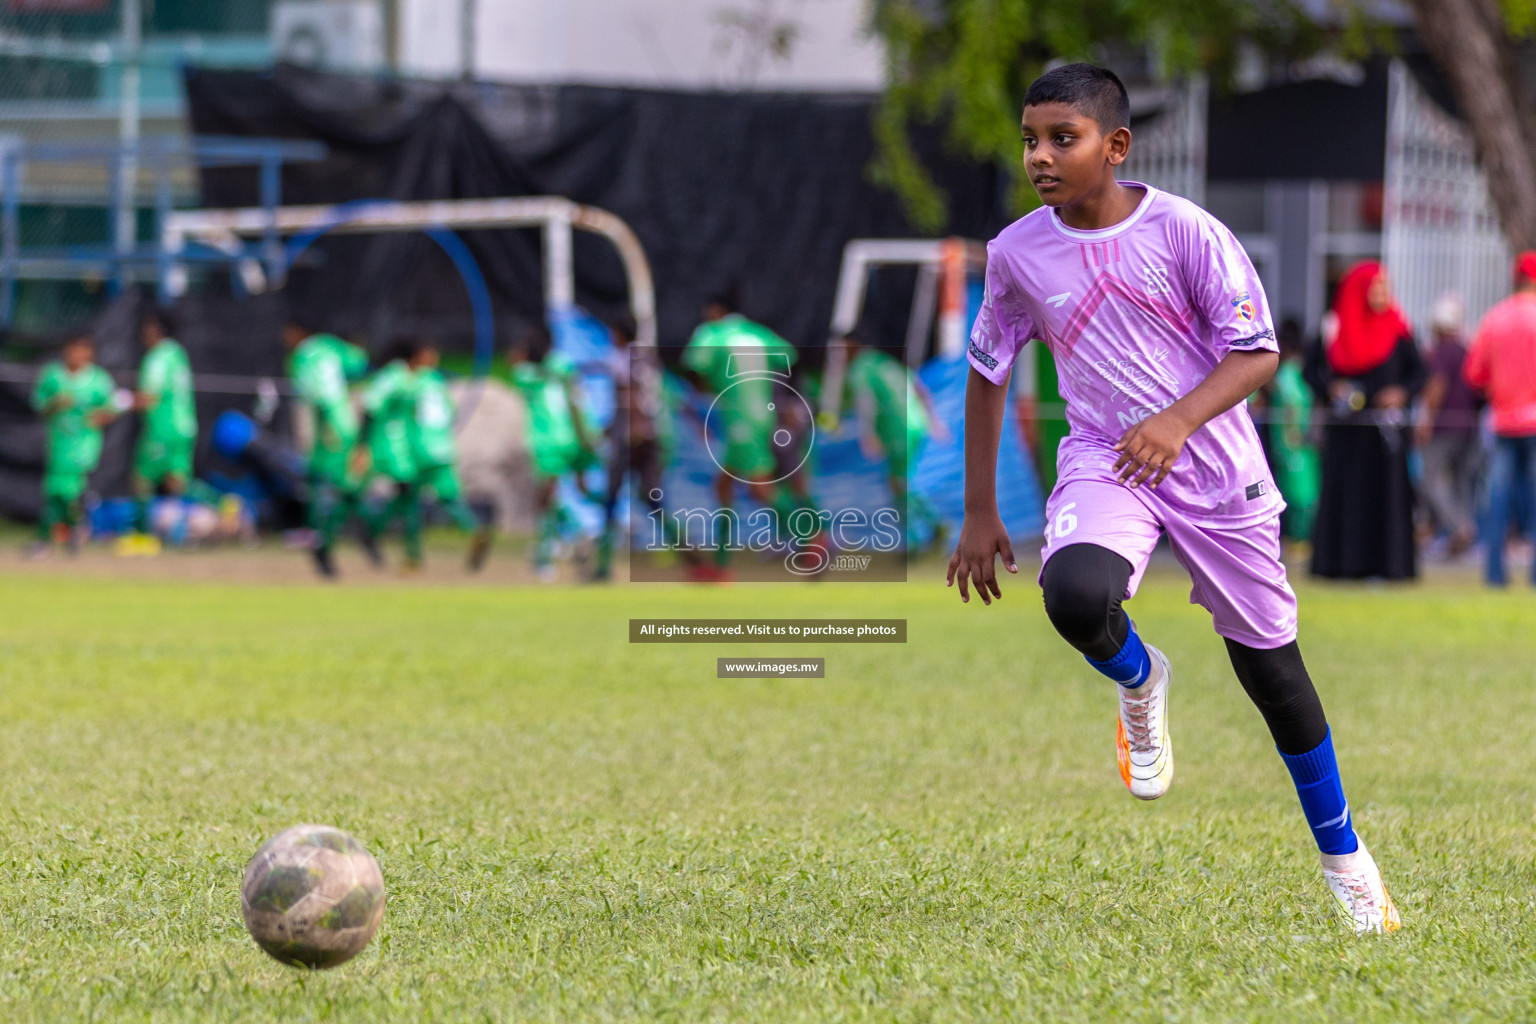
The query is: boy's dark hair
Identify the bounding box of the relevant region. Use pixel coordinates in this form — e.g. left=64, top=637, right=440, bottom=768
left=607, top=311, right=637, bottom=343
left=380, top=336, right=421, bottom=366
left=1023, top=62, right=1130, bottom=134
left=144, top=307, right=177, bottom=337
left=64, top=333, right=94, bottom=349
left=513, top=323, right=553, bottom=362
left=707, top=283, right=741, bottom=314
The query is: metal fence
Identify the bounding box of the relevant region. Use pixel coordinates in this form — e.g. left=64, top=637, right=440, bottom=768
left=1121, top=75, right=1207, bottom=207
left=1383, top=59, right=1512, bottom=335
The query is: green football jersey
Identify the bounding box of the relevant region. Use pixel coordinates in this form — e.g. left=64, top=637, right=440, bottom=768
left=510, top=352, right=582, bottom=457
left=288, top=335, right=361, bottom=445
left=33, top=360, right=115, bottom=475
left=681, top=314, right=797, bottom=429
left=363, top=361, right=420, bottom=481
left=139, top=339, right=196, bottom=442
left=413, top=368, right=458, bottom=469
left=847, top=347, right=929, bottom=444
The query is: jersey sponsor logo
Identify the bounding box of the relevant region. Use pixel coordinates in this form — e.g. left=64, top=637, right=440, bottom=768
left=1115, top=397, right=1175, bottom=430
left=967, top=341, right=998, bottom=371
left=1046, top=291, right=1072, bottom=308
left=1245, top=481, right=1268, bottom=501
left=1142, top=266, right=1172, bottom=297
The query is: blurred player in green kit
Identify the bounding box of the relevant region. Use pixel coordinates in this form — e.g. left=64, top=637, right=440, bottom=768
left=119, top=310, right=197, bottom=556
left=361, top=342, right=425, bottom=572
left=842, top=331, right=946, bottom=550
left=282, top=320, right=380, bottom=577
left=406, top=338, right=494, bottom=571
left=682, top=288, right=821, bottom=578
left=509, top=325, right=601, bottom=581
left=30, top=334, right=121, bottom=555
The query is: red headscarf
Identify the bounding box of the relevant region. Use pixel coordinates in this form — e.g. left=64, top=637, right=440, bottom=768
left=1327, top=261, right=1411, bottom=376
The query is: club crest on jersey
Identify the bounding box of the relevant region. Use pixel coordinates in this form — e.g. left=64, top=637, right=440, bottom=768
left=1142, top=266, right=1172, bottom=297
left=1231, top=290, right=1256, bottom=322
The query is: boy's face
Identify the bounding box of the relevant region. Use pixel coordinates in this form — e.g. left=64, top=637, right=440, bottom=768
left=281, top=325, right=305, bottom=350
left=412, top=347, right=440, bottom=370
left=508, top=347, right=529, bottom=366
left=63, top=340, right=93, bottom=371
left=141, top=320, right=164, bottom=347
left=1020, top=102, right=1129, bottom=207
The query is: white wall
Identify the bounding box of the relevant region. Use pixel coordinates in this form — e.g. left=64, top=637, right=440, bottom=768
left=399, top=0, right=884, bottom=91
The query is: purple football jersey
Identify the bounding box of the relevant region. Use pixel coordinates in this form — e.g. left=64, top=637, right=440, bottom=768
left=969, top=183, right=1284, bottom=527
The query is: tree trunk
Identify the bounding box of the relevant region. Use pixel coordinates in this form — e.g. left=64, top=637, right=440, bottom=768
left=1407, top=0, right=1536, bottom=251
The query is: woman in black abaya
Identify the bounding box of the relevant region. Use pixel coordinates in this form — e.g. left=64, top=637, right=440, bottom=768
left=1304, top=262, right=1427, bottom=580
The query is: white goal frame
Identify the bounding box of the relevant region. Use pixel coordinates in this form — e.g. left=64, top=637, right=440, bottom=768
left=162, top=196, right=659, bottom=346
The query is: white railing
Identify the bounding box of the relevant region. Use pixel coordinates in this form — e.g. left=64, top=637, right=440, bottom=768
left=1122, top=76, right=1207, bottom=206
left=1383, top=59, right=1512, bottom=336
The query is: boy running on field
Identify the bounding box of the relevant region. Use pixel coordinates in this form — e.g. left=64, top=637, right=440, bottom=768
left=509, top=325, right=601, bottom=581
left=682, top=289, right=820, bottom=578
left=948, top=63, right=1399, bottom=934
left=283, top=321, right=381, bottom=577
left=407, top=339, right=494, bottom=572
left=31, top=335, right=119, bottom=554
left=122, top=309, right=197, bottom=556
left=842, top=331, right=946, bottom=549
left=362, top=343, right=426, bottom=572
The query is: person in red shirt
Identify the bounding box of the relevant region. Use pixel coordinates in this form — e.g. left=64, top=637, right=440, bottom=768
left=1464, top=251, right=1536, bottom=585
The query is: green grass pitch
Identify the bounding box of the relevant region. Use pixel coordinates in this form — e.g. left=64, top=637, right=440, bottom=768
left=0, top=567, right=1533, bottom=1022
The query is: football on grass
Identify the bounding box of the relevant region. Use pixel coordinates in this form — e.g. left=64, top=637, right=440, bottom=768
left=240, top=824, right=386, bottom=968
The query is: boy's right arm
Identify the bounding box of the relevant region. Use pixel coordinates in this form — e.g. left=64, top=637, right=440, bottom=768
left=946, top=367, right=1017, bottom=605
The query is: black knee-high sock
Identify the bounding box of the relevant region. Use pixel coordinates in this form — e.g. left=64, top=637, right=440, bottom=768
left=1224, top=639, right=1328, bottom=755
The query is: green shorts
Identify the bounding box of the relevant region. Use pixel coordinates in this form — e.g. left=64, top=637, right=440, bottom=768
left=530, top=442, right=600, bottom=482
left=418, top=464, right=462, bottom=503
left=43, top=471, right=88, bottom=502
left=372, top=449, right=418, bottom=486
left=134, top=434, right=194, bottom=486
left=309, top=437, right=364, bottom=492
left=881, top=429, right=928, bottom=482
left=713, top=416, right=777, bottom=479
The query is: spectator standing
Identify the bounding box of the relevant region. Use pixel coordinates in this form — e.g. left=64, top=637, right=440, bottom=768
left=1416, top=294, right=1481, bottom=558
left=1304, top=262, right=1427, bottom=580
left=1270, top=319, right=1320, bottom=545
left=1463, top=252, right=1536, bottom=587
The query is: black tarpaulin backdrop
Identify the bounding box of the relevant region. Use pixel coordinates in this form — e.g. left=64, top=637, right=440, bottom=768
left=182, top=66, right=1008, bottom=355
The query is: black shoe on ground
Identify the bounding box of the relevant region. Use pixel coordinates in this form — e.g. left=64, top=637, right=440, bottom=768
left=360, top=531, right=384, bottom=569
left=312, top=545, right=338, bottom=578
left=467, top=528, right=493, bottom=573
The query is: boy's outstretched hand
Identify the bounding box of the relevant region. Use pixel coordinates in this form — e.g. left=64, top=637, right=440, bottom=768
left=1113, top=408, right=1192, bottom=489
left=946, top=513, right=1018, bottom=605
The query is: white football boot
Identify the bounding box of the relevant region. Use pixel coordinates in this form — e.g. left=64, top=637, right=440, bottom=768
left=1321, top=839, right=1402, bottom=935
left=1115, top=645, right=1173, bottom=800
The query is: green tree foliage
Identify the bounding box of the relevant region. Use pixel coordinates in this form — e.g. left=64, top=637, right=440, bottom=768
left=870, top=0, right=1327, bottom=230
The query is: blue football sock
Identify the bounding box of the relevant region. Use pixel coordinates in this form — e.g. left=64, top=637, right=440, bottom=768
left=1279, top=727, right=1359, bottom=856
left=1085, top=623, right=1153, bottom=688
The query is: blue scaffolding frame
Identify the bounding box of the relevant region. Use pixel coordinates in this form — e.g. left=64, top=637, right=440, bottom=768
left=0, top=134, right=326, bottom=325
